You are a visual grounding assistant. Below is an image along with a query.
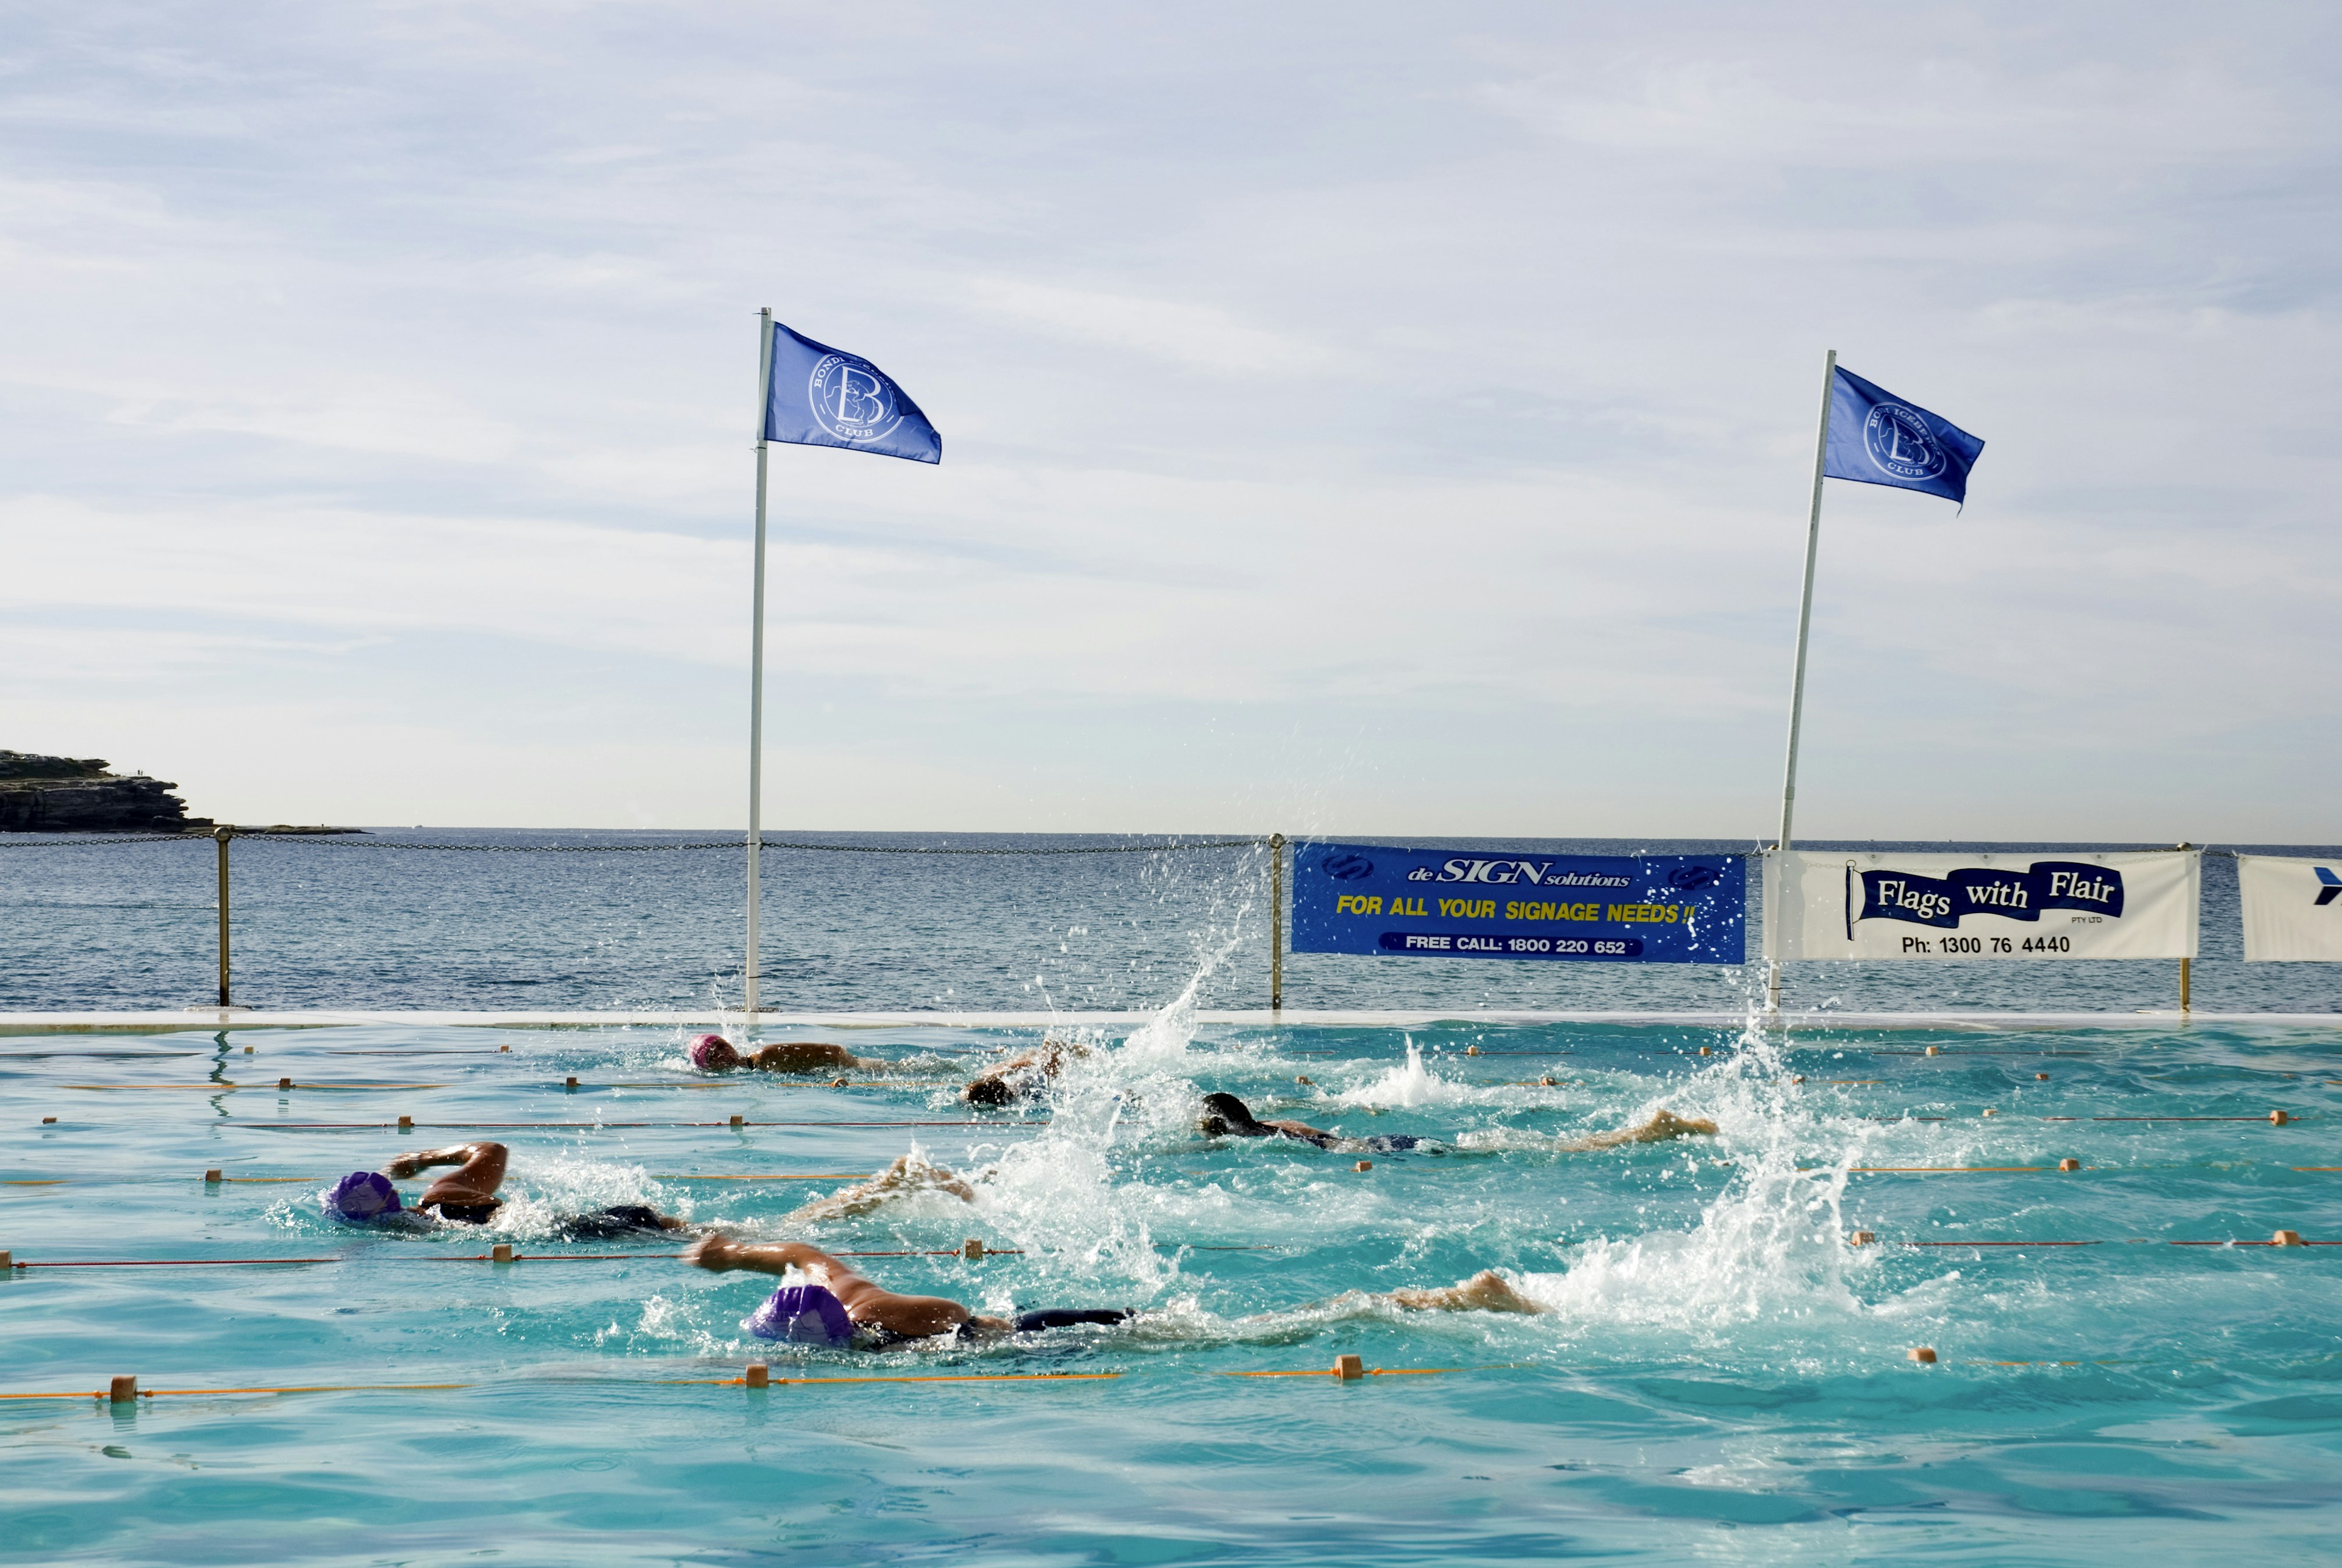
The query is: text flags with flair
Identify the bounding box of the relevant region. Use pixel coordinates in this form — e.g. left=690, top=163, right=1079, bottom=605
left=1821, top=366, right=1983, bottom=505
left=762, top=319, right=942, bottom=464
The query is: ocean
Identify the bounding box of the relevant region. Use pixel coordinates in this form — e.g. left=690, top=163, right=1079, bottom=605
left=2, top=831, right=2338, bottom=1015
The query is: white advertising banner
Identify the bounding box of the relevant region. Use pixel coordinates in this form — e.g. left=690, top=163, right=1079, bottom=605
left=1764, top=850, right=2199, bottom=961
left=2236, top=855, right=2342, bottom=961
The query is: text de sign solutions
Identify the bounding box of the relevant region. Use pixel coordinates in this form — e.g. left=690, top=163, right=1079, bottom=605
left=1289, top=844, right=1746, bottom=964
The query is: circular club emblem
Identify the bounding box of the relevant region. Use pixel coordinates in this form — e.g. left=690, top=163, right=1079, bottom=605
left=808, top=354, right=906, bottom=445
left=1320, top=853, right=1374, bottom=881
left=1863, top=401, right=1948, bottom=481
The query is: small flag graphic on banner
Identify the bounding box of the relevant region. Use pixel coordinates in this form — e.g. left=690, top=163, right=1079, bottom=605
left=763, top=320, right=942, bottom=464
left=1822, top=367, right=1983, bottom=504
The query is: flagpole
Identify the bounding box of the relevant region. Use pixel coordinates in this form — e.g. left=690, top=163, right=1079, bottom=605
left=1766, top=348, right=1837, bottom=1018
left=746, top=307, right=774, bottom=1023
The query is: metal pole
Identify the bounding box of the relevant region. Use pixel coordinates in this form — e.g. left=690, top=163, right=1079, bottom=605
left=213, top=826, right=232, bottom=1008
left=1766, top=349, right=1838, bottom=1018
left=1269, top=832, right=1286, bottom=1012
left=747, top=307, right=774, bottom=1022
left=2177, top=842, right=2193, bottom=1014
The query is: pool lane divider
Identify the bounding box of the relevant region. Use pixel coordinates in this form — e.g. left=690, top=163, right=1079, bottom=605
left=176, top=1172, right=886, bottom=1184
left=5, top=1346, right=2218, bottom=1403
left=1844, top=1230, right=2333, bottom=1248
left=59, top=1084, right=446, bottom=1091
left=25, top=1235, right=2335, bottom=1273
left=220, top=1120, right=1048, bottom=1130
left=0, top=1240, right=1303, bottom=1271
left=0, top=1370, right=1128, bottom=1404
left=5, top=1356, right=1463, bottom=1404
left=1222, top=1355, right=1467, bottom=1380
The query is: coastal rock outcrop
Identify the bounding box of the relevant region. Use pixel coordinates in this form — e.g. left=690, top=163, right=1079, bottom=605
left=0, top=751, right=213, bottom=833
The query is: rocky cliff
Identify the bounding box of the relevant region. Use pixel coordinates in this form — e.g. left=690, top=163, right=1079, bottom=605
left=0, top=751, right=213, bottom=833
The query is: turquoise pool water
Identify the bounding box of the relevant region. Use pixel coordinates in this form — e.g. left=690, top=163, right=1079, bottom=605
left=4, top=1012, right=2339, bottom=1564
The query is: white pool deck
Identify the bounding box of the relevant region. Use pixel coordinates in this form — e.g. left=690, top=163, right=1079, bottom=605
left=2, top=1008, right=2340, bottom=1035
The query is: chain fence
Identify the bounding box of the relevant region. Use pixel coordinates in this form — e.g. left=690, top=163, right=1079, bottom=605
left=0, top=834, right=1269, bottom=854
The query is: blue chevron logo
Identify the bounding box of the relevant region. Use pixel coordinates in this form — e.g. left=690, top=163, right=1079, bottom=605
left=2316, top=867, right=2341, bottom=907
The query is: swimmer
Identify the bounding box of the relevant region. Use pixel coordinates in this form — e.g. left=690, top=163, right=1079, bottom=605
left=1552, top=1107, right=1718, bottom=1151
left=1197, top=1094, right=1716, bottom=1154
left=784, top=1151, right=978, bottom=1223
left=688, top=1033, right=881, bottom=1076
left=1348, top=1270, right=1547, bottom=1316
left=324, top=1142, right=690, bottom=1238
left=1196, top=1092, right=1424, bottom=1153
left=963, top=1036, right=1095, bottom=1106
left=684, top=1234, right=1130, bottom=1347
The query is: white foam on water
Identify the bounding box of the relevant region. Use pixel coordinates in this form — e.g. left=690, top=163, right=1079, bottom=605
left=1326, top=1036, right=1501, bottom=1109
left=1398, top=1028, right=1932, bottom=1357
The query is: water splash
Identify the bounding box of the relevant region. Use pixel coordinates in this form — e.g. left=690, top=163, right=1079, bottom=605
left=1114, top=931, right=1244, bottom=1069
left=1331, top=1035, right=1489, bottom=1109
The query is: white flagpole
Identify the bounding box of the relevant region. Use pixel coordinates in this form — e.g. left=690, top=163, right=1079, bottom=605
left=746, top=307, right=774, bottom=1023
left=1766, top=348, right=1837, bottom=1018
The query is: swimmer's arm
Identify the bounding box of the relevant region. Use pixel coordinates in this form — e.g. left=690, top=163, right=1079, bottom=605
left=1266, top=1119, right=1339, bottom=1148
left=684, top=1236, right=848, bottom=1280
left=387, top=1142, right=509, bottom=1205
left=383, top=1142, right=499, bottom=1179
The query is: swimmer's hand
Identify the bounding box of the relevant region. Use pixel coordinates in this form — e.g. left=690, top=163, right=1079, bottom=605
left=684, top=1234, right=743, bottom=1273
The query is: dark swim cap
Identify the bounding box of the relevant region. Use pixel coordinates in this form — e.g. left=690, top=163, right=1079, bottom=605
left=963, top=1075, right=1015, bottom=1107
left=1198, top=1092, right=1262, bottom=1133
left=688, top=1034, right=732, bottom=1070
left=327, top=1170, right=401, bottom=1221
left=747, top=1284, right=855, bottom=1348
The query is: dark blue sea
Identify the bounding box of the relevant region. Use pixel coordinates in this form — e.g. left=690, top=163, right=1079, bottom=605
left=4, top=831, right=2337, bottom=1014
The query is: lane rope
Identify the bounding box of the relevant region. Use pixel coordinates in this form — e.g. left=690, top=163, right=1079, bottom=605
left=221, top=1120, right=1045, bottom=1130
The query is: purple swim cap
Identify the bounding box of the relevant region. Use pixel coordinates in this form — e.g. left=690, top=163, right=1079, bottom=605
left=327, top=1170, right=401, bottom=1221
left=746, top=1284, right=855, bottom=1348
left=688, top=1034, right=731, bottom=1071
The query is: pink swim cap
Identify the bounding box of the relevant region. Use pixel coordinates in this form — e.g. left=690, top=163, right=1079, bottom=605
left=689, top=1034, right=731, bottom=1070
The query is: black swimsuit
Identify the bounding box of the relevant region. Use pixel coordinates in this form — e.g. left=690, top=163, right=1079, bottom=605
left=424, top=1201, right=664, bottom=1236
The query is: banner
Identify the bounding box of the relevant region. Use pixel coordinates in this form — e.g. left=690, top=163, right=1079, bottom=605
left=2237, top=855, right=2342, bottom=961
left=1289, top=843, right=1744, bottom=964
left=1764, top=850, right=2197, bottom=960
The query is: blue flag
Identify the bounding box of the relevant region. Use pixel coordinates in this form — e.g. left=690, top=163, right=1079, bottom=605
left=762, top=320, right=941, bottom=464
left=1822, top=366, right=1982, bottom=504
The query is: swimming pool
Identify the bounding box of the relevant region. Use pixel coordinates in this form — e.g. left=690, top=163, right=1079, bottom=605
left=4, top=1011, right=2338, bottom=1564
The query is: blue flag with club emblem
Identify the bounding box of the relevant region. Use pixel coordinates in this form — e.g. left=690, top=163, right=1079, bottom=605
left=762, top=320, right=941, bottom=464
left=1822, top=367, right=1982, bottom=504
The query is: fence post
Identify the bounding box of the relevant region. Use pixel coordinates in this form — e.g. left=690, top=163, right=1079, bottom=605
left=1270, top=832, right=1285, bottom=1013
left=214, top=827, right=232, bottom=1008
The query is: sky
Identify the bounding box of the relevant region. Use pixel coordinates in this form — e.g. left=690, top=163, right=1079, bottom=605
left=2, top=2, right=2337, bottom=839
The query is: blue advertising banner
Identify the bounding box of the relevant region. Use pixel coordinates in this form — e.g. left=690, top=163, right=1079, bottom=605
left=1289, top=843, right=1745, bottom=964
